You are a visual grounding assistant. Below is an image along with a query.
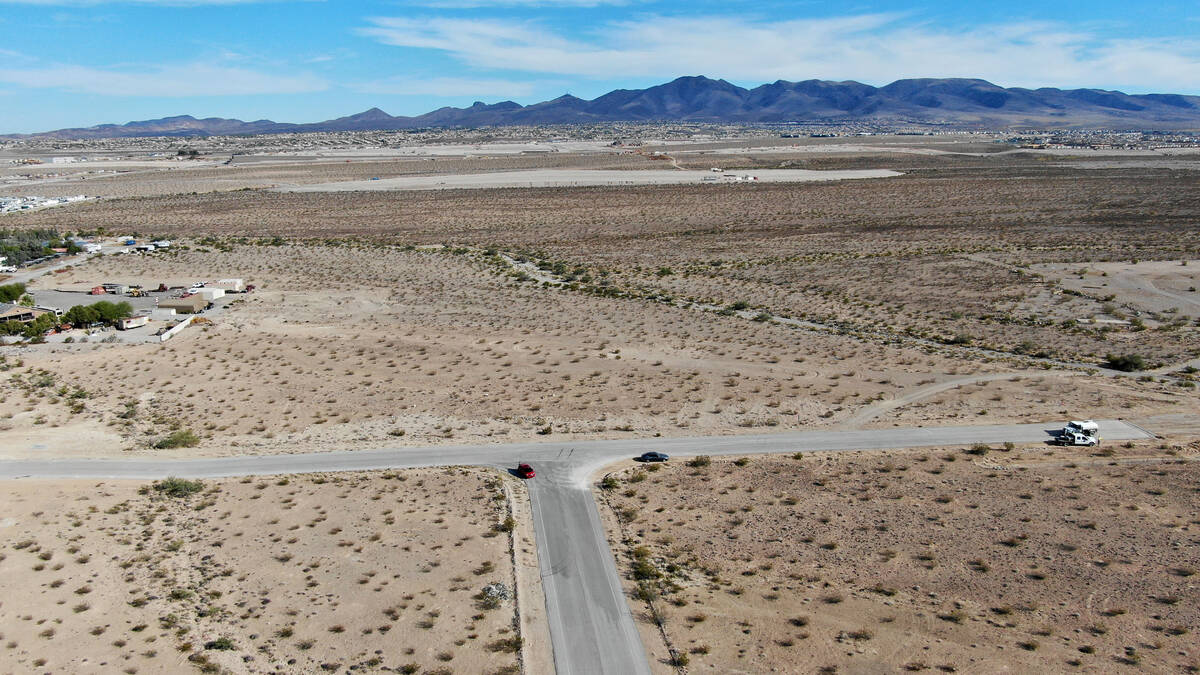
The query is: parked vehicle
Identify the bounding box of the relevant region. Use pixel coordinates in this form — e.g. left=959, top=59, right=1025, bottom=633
left=1055, top=419, right=1100, bottom=446
left=637, top=452, right=670, bottom=462
left=1063, top=420, right=1099, bottom=437
left=516, top=463, right=536, bottom=479
left=1056, top=432, right=1099, bottom=447
left=118, top=316, right=149, bottom=330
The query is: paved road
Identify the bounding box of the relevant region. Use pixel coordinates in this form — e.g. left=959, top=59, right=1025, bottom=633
left=0, top=420, right=1155, bottom=674
left=529, top=459, right=651, bottom=675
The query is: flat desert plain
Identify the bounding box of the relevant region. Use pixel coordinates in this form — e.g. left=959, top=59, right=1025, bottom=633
left=0, top=468, right=528, bottom=674
left=0, top=131, right=1197, bottom=675
left=2, top=241, right=1191, bottom=459
left=597, top=441, right=1200, bottom=673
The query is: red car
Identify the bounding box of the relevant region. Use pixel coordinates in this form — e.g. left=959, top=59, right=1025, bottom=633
left=516, top=463, right=536, bottom=479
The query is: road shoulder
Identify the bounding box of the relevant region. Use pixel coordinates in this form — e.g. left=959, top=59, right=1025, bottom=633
left=505, top=473, right=555, bottom=674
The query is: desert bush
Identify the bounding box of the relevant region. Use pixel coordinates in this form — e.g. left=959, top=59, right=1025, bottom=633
left=632, top=560, right=661, bottom=580
left=204, top=637, right=235, bottom=651
left=1103, top=353, right=1146, bottom=372
left=153, top=430, right=200, bottom=449
left=487, top=636, right=523, bottom=653
left=152, top=477, right=204, bottom=498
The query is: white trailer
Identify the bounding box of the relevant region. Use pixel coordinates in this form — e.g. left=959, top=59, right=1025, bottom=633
left=195, top=287, right=225, bottom=301
left=211, top=278, right=245, bottom=293
left=118, top=315, right=149, bottom=330
left=1064, top=420, right=1099, bottom=437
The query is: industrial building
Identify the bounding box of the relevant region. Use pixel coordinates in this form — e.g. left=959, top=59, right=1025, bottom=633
left=157, top=296, right=208, bottom=314
left=0, top=303, right=55, bottom=323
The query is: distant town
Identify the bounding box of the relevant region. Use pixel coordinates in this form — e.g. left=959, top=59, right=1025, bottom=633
left=2, top=123, right=1197, bottom=160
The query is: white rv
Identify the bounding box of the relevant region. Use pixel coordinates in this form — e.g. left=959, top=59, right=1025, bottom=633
left=1056, top=420, right=1100, bottom=446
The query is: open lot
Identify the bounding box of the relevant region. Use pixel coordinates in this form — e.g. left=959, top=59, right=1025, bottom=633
left=0, top=468, right=526, bottom=674
left=1, top=139, right=1196, bottom=459
left=275, top=168, right=902, bottom=192
left=1, top=241, right=1189, bottom=460
left=596, top=441, right=1200, bottom=673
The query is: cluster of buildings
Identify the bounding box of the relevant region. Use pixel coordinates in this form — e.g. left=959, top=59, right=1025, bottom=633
left=702, top=168, right=759, bottom=183
left=85, top=278, right=247, bottom=320
left=1001, top=130, right=1200, bottom=151
left=1, top=275, right=248, bottom=343
left=0, top=194, right=90, bottom=214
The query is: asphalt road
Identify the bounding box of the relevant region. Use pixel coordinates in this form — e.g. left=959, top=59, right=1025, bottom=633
left=0, top=420, right=1155, bottom=674
left=529, top=459, right=651, bottom=675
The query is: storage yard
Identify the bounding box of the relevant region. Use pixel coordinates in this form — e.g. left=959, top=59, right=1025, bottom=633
left=1, top=240, right=244, bottom=344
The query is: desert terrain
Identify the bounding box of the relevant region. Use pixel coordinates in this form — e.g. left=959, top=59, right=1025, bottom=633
left=1, top=136, right=1197, bottom=455
left=0, top=467, right=533, bottom=674
left=0, top=239, right=1191, bottom=460
left=1, top=129, right=1197, bottom=674
left=596, top=441, right=1200, bottom=673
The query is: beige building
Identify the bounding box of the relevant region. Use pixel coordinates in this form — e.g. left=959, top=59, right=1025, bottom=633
left=0, top=303, right=53, bottom=323
left=157, top=296, right=208, bottom=314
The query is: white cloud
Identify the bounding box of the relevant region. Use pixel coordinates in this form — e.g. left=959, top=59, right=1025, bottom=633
left=0, top=63, right=328, bottom=96
left=350, top=76, right=539, bottom=97
left=360, top=14, right=1200, bottom=92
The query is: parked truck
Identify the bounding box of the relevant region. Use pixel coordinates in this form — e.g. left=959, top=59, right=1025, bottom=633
left=1055, top=420, right=1100, bottom=446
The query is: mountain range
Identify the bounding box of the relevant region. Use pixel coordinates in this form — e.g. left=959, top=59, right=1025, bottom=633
left=8, top=76, right=1200, bottom=139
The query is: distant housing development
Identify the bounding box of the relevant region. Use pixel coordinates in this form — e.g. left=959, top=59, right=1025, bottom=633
left=0, top=195, right=91, bottom=214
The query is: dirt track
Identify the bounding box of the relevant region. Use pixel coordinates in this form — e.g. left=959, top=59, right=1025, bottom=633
left=273, top=168, right=901, bottom=192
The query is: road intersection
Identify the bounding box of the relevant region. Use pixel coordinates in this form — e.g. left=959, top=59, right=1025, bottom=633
left=0, top=420, right=1155, bottom=674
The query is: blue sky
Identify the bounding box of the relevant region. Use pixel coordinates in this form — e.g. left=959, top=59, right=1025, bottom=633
left=1, top=0, right=1198, bottom=133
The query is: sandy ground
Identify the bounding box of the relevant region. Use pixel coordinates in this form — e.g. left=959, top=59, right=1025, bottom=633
left=273, top=168, right=902, bottom=193
left=0, top=468, right=529, bottom=674
left=596, top=440, right=1200, bottom=673
left=1039, top=260, right=1200, bottom=319
left=0, top=151, right=649, bottom=199
left=1, top=243, right=1189, bottom=460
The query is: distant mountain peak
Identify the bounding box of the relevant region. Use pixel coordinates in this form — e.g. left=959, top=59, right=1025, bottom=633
left=345, top=107, right=393, bottom=120
left=6, top=76, right=1200, bottom=139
